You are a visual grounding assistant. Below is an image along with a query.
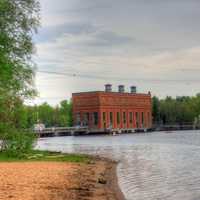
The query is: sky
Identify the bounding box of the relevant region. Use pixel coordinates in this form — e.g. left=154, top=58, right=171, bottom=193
left=30, top=0, right=200, bottom=105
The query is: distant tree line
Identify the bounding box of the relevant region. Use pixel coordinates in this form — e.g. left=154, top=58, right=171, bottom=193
left=3, top=92, right=200, bottom=130
left=4, top=92, right=200, bottom=130
left=20, top=93, right=200, bottom=128
left=25, top=100, right=73, bottom=128
left=4, top=99, right=72, bottom=129
left=22, top=93, right=200, bottom=128
left=152, top=94, right=200, bottom=126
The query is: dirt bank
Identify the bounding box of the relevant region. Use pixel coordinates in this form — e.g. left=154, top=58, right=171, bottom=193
left=0, top=159, right=125, bottom=200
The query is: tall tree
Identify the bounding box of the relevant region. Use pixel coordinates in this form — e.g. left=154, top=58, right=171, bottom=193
left=0, top=0, right=40, bottom=127
left=0, top=0, right=40, bottom=155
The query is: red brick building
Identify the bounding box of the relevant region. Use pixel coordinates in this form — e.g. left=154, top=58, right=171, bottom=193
left=72, top=85, right=152, bottom=131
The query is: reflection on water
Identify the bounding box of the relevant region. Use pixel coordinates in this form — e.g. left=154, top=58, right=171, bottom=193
left=37, top=130, right=200, bottom=200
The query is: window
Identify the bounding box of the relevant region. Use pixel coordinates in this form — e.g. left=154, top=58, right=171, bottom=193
left=129, top=112, right=133, bottom=124
left=110, top=112, right=113, bottom=125
left=103, top=112, right=106, bottom=121
left=148, top=112, right=150, bottom=127
left=136, top=112, right=139, bottom=128
left=93, top=112, right=98, bottom=126
left=76, top=113, right=81, bottom=125
left=87, top=113, right=89, bottom=121
left=83, top=112, right=89, bottom=126
left=117, top=112, right=120, bottom=125
left=123, top=112, right=126, bottom=124
left=103, top=112, right=106, bottom=128
left=142, top=112, right=144, bottom=127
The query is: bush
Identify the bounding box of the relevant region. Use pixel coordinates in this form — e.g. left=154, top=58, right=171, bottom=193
left=0, top=123, right=36, bottom=158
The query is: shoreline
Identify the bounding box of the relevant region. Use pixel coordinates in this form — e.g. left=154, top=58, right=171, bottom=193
left=0, top=155, right=125, bottom=200
left=90, top=156, right=126, bottom=200
left=104, top=158, right=126, bottom=200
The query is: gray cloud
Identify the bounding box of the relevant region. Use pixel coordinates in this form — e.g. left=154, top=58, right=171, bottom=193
left=35, top=22, right=98, bottom=43
left=35, top=21, right=136, bottom=50
left=34, top=0, right=200, bottom=105
left=86, top=31, right=134, bottom=47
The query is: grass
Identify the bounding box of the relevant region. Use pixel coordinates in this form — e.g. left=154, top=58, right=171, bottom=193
left=0, top=150, right=90, bottom=163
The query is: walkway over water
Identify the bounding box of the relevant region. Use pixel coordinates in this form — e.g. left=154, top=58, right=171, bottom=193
left=34, top=126, right=149, bottom=137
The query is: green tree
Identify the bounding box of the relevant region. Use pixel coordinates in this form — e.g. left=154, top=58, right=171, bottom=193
left=0, top=0, right=40, bottom=125
left=152, top=96, right=160, bottom=124
left=152, top=95, right=200, bottom=126
left=22, top=100, right=73, bottom=128
left=0, top=0, right=40, bottom=156
left=26, top=105, right=38, bottom=128
left=58, top=100, right=73, bottom=127
left=0, top=0, right=40, bottom=98
left=37, top=103, right=54, bottom=127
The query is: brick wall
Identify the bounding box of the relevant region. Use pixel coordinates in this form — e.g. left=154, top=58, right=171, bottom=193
left=72, top=91, right=152, bottom=129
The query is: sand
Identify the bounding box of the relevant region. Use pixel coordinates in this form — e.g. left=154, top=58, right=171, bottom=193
left=0, top=159, right=125, bottom=200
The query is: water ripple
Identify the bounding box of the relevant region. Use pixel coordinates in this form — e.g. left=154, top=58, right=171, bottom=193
left=37, top=130, right=200, bottom=200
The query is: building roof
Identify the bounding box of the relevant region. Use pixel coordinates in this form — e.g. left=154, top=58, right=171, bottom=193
left=72, top=91, right=151, bottom=97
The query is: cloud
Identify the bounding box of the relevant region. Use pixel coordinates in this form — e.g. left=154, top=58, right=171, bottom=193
left=35, top=22, right=98, bottom=43
left=35, top=32, right=200, bottom=105
left=35, top=21, right=137, bottom=55
left=33, top=0, right=200, bottom=105
left=85, top=31, right=134, bottom=47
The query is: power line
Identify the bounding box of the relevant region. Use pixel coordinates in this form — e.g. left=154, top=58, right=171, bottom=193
left=37, top=70, right=200, bottom=83
left=38, top=70, right=118, bottom=81
left=38, top=70, right=77, bottom=77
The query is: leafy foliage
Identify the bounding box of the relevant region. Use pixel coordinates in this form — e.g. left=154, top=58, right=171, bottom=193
left=0, top=123, right=36, bottom=157
left=25, top=100, right=73, bottom=128
left=0, top=0, right=40, bottom=97
left=0, top=0, right=40, bottom=157
left=152, top=94, right=200, bottom=125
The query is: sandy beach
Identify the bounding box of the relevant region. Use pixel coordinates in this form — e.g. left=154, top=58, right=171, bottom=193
left=0, top=159, right=125, bottom=200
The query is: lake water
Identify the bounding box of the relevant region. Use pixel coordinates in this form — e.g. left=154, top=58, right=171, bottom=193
left=37, top=130, right=200, bottom=200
